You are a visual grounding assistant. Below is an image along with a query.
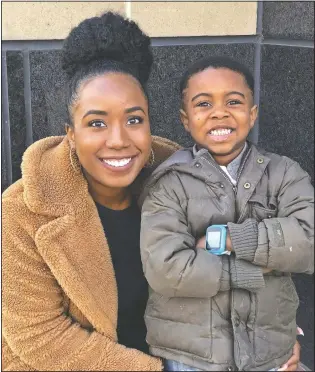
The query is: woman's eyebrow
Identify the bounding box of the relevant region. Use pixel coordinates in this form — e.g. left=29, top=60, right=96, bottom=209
left=83, top=110, right=108, bottom=119
left=125, top=106, right=145, bottom=114
left=191, top=93, right=211, bottom=102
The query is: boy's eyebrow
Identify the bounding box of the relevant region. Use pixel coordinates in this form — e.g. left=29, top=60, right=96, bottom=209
left=192, top=91, right=246, bottom=102
left=226, top=91, right=246, bottom=99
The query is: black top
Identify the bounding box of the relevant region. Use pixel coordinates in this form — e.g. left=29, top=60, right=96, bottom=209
left=96, top=200, right=149, bottom=354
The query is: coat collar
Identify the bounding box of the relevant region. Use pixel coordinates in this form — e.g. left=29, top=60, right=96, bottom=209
left=22, top=135, right=89, bottom=218
left=22, top=136, right=118, bottom=336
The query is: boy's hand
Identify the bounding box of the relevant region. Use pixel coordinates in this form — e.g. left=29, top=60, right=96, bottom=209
left=226, top=231, right=233, bottom=252
left=196, top=235, right=206, bottom=249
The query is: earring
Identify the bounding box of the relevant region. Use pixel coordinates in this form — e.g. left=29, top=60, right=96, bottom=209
left=145, top=148, right=155, bottom=168
left=69, top=146, right=82, bottom=174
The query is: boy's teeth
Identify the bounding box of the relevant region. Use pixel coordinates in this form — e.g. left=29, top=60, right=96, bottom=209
left=103, top=158, right=132, bottom=167
left=210, top=128, right=232, bottom=136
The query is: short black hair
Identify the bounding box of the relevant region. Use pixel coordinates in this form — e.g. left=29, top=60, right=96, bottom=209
left=61, top=11, right=153, bottom=126
left=180, top=56, right=254, bottom=103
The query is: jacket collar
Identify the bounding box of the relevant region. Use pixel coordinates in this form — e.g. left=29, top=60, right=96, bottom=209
left=21, top=135, right=89, bottom=218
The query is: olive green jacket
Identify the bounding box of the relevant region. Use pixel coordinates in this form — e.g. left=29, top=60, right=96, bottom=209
left=140, top=143, right=314, bottom=371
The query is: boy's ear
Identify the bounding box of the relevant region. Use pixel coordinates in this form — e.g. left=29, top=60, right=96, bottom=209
left=249, top=104, right=258, bottom=129
left=180, top=108, right=190, bottom=132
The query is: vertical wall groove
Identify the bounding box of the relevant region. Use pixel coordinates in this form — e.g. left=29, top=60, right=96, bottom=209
left=1, top=51, right=13, bottom=185
left=250, top=1, right=264, bottom=145
left=23, top=50, right=33, bottom=146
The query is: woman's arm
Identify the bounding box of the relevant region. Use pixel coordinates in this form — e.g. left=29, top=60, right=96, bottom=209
left=2, top=219, right=161, bottom=371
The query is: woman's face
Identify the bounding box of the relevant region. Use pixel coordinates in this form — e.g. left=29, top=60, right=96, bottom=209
left=67, top=72, right=151, bottom=193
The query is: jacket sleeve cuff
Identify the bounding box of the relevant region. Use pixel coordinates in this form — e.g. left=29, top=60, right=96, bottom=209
left=230, top=255, right=265, bottom=291
left=227, top=219, right=258, bottom=262
left=219, top=255, right=231, bottom=291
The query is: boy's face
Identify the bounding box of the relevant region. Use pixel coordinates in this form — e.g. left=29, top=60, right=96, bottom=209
left=180, top=67, right=258, bottom=165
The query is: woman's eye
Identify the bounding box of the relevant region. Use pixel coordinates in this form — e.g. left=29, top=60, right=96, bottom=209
left=196, top=101, right=211, bottom=107
left=227, top=100, right=242, bottom=105
left=89, top=120, right=106, bottom=128
left=127, top=116, right=144, bottom=125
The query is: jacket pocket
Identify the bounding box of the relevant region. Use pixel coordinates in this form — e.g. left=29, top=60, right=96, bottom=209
left=248, top=194, right=277, bottom=221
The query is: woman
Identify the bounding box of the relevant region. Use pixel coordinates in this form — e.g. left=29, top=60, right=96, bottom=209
left=2, top=11, right=301, bottom=371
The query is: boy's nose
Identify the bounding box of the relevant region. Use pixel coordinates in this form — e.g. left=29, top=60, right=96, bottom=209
left=210, top=106, right=230, bottom=120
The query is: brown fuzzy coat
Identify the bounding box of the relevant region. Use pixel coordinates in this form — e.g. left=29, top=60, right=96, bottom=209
left=2, top=135, right=181, bottom=371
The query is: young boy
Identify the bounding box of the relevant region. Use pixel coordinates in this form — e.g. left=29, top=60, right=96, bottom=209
left=140, top=57, right=314, bottom=371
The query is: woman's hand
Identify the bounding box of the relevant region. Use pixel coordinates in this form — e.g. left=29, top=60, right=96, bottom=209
left=262, top=267, right=273, bottom=274
left=278, top=340, right=300, bottom=371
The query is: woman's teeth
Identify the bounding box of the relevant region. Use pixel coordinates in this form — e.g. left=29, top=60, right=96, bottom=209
left=210, top=128, right=232, bottom=136
left=103, top=158, right=132, bottom=167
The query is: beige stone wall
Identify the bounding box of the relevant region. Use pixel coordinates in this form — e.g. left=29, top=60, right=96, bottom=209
left=131, top=2, right=257, bottom=37
left=2, top=1, right=257, bottom=40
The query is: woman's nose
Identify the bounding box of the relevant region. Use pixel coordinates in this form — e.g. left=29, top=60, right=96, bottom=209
left=106, top=125, right=130, bottom=149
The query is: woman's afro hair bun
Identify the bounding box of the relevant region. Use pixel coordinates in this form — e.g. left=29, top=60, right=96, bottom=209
left=61, top=11, right=153, bottom=84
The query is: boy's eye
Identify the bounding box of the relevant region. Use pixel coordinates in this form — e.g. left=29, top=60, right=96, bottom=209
left=89, top=120, right=106, bottom=128
left=227, top=100, right=242, bottom=105
left=127, top=116, right=144, bottom=125
left=196, top=101, right=211, bottom=107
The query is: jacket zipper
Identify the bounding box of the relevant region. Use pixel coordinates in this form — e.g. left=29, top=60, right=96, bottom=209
left=205, top=147, right=252, bottom=195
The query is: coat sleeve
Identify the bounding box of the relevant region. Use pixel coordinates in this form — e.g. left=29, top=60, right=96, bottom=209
left=2, top=205, right=162, bottom=371
left=140, top=174, right=265, bottom=297
left=228, top=160, right=314, bottom=274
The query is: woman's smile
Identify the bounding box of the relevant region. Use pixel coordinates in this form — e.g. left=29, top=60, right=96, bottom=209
left=100, top=154, right=139, bottom=172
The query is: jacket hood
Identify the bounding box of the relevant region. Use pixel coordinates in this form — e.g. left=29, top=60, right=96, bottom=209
left=139, top=142, right=272, bottom=207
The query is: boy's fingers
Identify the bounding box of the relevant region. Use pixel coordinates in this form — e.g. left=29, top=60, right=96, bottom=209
left=278, top=365, right=288, bottom=371
left=297, top=327, right=304, bottom=336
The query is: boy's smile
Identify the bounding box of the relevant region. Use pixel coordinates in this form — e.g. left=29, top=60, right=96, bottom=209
left=180, top=67, right=258, bottom=166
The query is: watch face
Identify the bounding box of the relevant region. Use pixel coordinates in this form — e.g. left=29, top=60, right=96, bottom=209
left=207, top=231, right=221, bottom=249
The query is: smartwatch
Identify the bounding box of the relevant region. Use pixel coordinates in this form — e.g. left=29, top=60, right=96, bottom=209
left=205, top=225, right=231, bottom=255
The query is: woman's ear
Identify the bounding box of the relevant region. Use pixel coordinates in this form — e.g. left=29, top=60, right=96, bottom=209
left=180, top=108, right=190, bottom=133
left=65, top=124, right=75, bottom=149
